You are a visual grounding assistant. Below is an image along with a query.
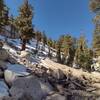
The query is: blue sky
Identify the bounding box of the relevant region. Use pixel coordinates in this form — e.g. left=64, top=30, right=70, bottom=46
left=5, top=0, right=95, bottom=45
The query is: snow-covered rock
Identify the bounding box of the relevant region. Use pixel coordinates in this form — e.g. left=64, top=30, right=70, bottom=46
left=9, top=75, right=53, bottom=100
left=0, top=80, right=9, bottom=98
left=91, top=57, right=100, bottom=72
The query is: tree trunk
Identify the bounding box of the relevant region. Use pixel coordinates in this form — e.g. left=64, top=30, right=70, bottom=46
left=57, top=48, right=61, bottom=63
left=21, top=39, right=27, bottom=50
left=36, top=40, right=39, bottom=51
left=48, top=46, right=51, bottom=58
left=43, top=43, right=45, bottom=51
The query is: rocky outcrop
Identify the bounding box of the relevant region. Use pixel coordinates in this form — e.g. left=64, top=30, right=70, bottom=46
left=9, top=75, right=53, bottom=100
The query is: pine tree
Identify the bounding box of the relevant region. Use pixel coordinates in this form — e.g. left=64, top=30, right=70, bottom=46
left=0, top=0, right=9, bottom=32
left=9, top=15, right=16, bottom=38
left=42, top=32, right=47, bottom=51
left=0, top=0, right=4, bottom=27
left=93, top=24, right=100, bottom=56
left=66, top=37, right=76, bottom=66
left=35, top=30, right=42, bottom=53
left=56, top=39, right=62, bottom=63
left=74, top=35, right=92, bottom=71
left=90, top=0, right=100, bottom=56
left=47, top=38, right=53, bottom=58
left=52, top=40, right=57, bottom=49
left=15, top=0, right=34, bottom=50
left=61, top=34, right=75, bottom=66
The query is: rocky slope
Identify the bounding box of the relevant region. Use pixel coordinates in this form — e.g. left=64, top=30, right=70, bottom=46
left=0, top=36, right=100, bottom=100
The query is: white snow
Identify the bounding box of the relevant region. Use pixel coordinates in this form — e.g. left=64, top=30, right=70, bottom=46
left=0, top=35, right=57, bottom=73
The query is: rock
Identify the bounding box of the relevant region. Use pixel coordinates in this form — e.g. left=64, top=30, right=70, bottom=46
left=96, top=97, right=100, bottom=100
left=0, top=61, right=7, bottom=70
left=8, top=57, right=17, bottom=64
left=0, top=49, right=9, bottom=61
left=2, top=93, right=34, bottom=100
left=39, top=79, right=53, bottom=96
left=45, top=93, right=66, bottom=100
left=6, top=63, right=29, bottom=76
left=69, top=95, right=95, bottom=100
left=1, top=96, right=17, bottom=100
left=4, top=64, right=29, bottom=86
left=49, top=69, right=65, bottom=80
left=0, top=80, right=9, bottom=98
left=9, top=75, right=53, bottom=100
left=98, top=56, right=100, bottom=62
left=92, top=63, right=100, bottom=72
left=4, top=70, right=17, bottom=86
left=0, top=69, right=4, bottom=78
left=19, top=51, right=29, bottom=58
left=68, top=83, right=76, bottom=90
left=0, top=41, right=3, bottom=49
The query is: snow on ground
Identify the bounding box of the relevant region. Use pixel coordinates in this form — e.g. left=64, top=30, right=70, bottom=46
left=0, top=35, right=57, bottom=70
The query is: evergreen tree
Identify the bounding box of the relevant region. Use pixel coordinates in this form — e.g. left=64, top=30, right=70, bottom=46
left=90, top=0, right=100, bottom=56
left=52, top=40, right=57, bottom=49
left=35, top=30, right=42, bottom=52
left=93, top=24, right=100, bottom=56
left=0, top=0, right=5, bottom=27
left=56, top=39, right=62, bottom=63
left=74, top=35, right=92, bottom=71
left=61, top=34, right=75, bottom=66
left=47, top=38, right=53, bottom=58
left=42, top=32, right=47, bottom=50
left=0, top=0, right=9, bottom=32
left=15, top=0, right=34, bottom=50
left=9, top=15, right=16, bottom=38
left=56, top=35, right=65, bottom=63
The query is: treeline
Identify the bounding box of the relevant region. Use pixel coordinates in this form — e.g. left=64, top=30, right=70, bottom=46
left=54, top=34, right=93, bottom=71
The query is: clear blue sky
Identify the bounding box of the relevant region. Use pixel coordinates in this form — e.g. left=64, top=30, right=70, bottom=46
left=5, top=0, right=95, bottom=45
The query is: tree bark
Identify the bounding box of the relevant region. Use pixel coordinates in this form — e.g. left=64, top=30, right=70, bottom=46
left=36, top=40, right=39, bottom=51
left=21, top=39, right=27, bottom=50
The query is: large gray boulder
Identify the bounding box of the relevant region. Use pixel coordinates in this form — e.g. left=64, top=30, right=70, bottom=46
left=0, top=80, right=9, bottom=99
left=9, top=75, right=53, bottom=100
left=4, top=64, right=29, bottom=86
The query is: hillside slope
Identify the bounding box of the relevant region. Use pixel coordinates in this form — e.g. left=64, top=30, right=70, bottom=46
left=0, top=35, right=100, bottom=100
